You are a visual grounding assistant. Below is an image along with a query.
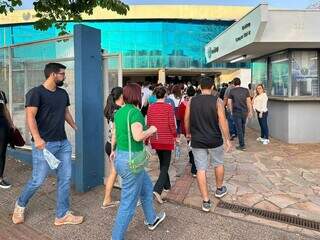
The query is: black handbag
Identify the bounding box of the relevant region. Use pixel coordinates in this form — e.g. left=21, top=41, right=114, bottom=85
left=9, top=128, right=25, bottom=148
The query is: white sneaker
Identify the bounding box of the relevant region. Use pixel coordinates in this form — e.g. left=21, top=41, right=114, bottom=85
left=256, top=137, right=264, bottom=142
left=262, top=139, right=270, bottom=145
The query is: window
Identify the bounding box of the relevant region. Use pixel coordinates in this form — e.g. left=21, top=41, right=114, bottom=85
left=269, top=52, right=289, bottom=96
left=252, top=58, right=267, bottom=90
left=291, top=51, right=318, bottom=96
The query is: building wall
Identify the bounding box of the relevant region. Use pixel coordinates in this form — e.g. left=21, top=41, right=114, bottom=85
left=248, top=100, right=320, bottom=143
left=288, top=101, right=320, bottom=143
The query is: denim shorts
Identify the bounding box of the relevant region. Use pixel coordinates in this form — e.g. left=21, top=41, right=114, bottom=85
left=192, top=145, right=224, bottom=170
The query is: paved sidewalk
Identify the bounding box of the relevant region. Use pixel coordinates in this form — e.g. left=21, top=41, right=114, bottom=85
left=1, top=128, right=320, bottom=239
left=161, top=128, right=320, bottom=237
left=0, top=158, right=316, bottom=240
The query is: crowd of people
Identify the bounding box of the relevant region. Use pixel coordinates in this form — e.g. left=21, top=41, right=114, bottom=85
left=0, top=62, right=271, bottom=240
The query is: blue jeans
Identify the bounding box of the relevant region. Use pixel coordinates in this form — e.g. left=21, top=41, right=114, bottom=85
left=233, top=112, right=247, bottom=148
left=226, top=110, right=237, bottom=136
left=18, top=139, right=72, bottom=218
left=112, top=150, right=157, bottom=240
left=257, top=111, right=269, bottom=139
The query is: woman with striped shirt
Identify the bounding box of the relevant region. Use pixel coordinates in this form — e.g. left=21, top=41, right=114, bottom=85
left=147, top=86, right=177, bottom=204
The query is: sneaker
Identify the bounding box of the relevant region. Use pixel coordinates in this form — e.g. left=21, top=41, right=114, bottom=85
left=54, top=211, right=84, bottom=226
left=0, top=179, right=11, bottom=189
left=262, top=139, right=270, bottom=145
left=215, top=186, right=228, bottom=198
left=153, top=191, right=164, bottom=204
left=236, top=146, right=246, bottom=151
left=148, top=212, right=166, bottom=230
left=202, top=200, right=211, bottom=212
left=12, top=202, right=25, bottom=224
left=256, top=137, right=264, bottom=142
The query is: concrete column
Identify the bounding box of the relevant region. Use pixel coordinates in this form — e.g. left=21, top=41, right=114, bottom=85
left=158, top=68, right=166, bottom=84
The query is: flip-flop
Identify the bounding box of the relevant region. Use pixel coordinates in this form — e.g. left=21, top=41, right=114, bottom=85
left=101, top=200, right=120, bottom=209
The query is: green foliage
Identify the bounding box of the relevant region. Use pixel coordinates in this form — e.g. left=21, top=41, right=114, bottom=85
left=1, top=0, right=129, bottom=35
left=0, top=0, right=22, bottom=14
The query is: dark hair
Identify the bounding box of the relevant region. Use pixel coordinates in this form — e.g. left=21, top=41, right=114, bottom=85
left=233, top=77, right=241, bottom=86
left=123, top=83, right=142, bottom=107
left=154, top=86, right=166, bottom=99
left=44, top=62, right=66, bottom=79
left=104, top=87, right=123, bottom=121
left=186, top=86, right=196, bottom=97
left=171, top=84, right=182, bottom=98
left=199, top=76, right=214, bottom=90
left=248, top=83, right=252, bottom=89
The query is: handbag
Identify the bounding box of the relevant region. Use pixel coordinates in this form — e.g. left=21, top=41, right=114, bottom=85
left=127, top=109, right=151, bottom=175
left=9, top=128, right=25, bottom=148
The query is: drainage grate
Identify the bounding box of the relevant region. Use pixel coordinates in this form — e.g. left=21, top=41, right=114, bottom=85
left=217, top=201, right=320, bottom=232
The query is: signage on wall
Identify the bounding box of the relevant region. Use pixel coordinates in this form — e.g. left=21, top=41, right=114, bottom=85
left=235, top=23, right=251, bottom=42
left=205, top=4, right=268, bottom=63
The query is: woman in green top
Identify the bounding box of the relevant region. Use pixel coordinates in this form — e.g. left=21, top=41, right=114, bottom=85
left=110, top=83, right=166, bottom=240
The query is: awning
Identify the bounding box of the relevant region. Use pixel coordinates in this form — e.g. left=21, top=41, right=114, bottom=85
left=205, top=4, right=320, bottom=63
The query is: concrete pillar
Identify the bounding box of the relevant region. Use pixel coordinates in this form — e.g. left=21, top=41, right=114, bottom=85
left=158, top=68, right=166, bottom=84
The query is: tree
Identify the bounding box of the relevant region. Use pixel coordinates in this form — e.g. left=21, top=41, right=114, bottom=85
left=0, top=0, right=129, bottom=35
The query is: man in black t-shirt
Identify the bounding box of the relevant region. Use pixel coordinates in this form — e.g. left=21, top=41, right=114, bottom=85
left=12, top=63, right=83, bottom=226
left=228, top=77, right=253, bottom=151
left=185, top=77, right=232, bottom=212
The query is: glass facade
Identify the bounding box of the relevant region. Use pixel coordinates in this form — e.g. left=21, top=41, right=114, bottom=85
left=251, top=50, right=320, bottom=97
left=0, top=20, right=249, bottom=70
left=292, top=51, right=318, bottom=96
left=252, top=58, right=267, bottom=89
left=0, top=38, right=75, bottom=153
left=269, top=52, right=289, bottom=96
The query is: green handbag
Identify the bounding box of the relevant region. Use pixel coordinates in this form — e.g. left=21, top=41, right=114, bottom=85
left=127, top=109, right=151, bottom=174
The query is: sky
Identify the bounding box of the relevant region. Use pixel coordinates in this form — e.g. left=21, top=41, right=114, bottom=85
left=19, top=0, right=314, bottom=10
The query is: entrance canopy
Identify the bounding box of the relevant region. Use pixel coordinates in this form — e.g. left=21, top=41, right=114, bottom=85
left=205, top=4, right=320, bottom=63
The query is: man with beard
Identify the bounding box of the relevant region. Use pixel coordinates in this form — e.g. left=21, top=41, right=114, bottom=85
left=12, top=63, right=83, bottom=226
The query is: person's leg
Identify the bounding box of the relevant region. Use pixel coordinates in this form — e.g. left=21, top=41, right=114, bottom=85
left=241, top=113, right=247, bottom=140
left=162, top=150, right=172, bottom=190
left=233, top=114, right=244, bottom=148
left=257, top=112, right=264, bottom=138
left=262, top=112, right=269, bottom=139
left=154, top=150, right=170, bottom=194
left=18, top=143, right=50, bottom=207
left=0, top=125, right=9, bottom=179
left=103, top=159, right=118, bottom=205
left=140, top=170, right=158, bottom=225
left=210, top=146, right=225, bottom=188
left=112, top=151, right=142, bottom=240
left=189, top=150, right=197, bottom=175
left=192, top=148, right=209, bottom=201
left=55, top=140, right=72, bottom=218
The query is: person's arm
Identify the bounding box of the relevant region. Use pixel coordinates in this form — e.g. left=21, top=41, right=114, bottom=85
left=246, top=97, right=253, bottom=118
left=227, top=98, right=233, bottom=115
left=65, top=107, right=77, bottom=130
left=109, top=123, right=117, bottom=161
left=217, top=99, right=232, bottom=152
left=184, top=99, right=191, bottom=140
left=168, top=106, right=177, bottom=137
left=131, top=122, right=156, bottom=142
left=26, top=107, right=45, bottom=149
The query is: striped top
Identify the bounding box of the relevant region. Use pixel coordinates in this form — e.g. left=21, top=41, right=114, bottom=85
left=147, top=102, right=177, bottom=150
